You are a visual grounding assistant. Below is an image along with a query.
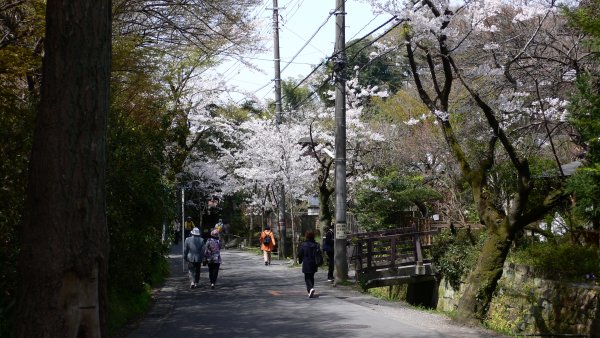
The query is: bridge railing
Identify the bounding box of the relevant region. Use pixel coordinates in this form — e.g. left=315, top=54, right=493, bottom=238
left=346, top=223, right=440, bottom=289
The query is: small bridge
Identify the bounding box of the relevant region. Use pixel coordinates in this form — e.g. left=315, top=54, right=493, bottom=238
left=347, top=218, right=439, bottom=292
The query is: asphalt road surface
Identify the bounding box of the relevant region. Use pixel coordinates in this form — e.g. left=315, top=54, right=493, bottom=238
left=125, top=244, right=504, bottom=338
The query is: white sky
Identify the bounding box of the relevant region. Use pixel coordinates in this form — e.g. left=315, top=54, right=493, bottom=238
left=215, top=0, right=388, bottom=104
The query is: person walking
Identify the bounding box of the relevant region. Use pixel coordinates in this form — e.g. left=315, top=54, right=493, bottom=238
left=184, top=216, right=195, bottom=238
left=298, top=230, right=322, bottom=298
left=322, top=226, right=335, bottom=282
left=260, top=226, right=276, bottom=266
left=184, top=227, right=205, bottom=288
left=204, top=229, right=222, bottom=289
left=172, top=219, right=181, bottom=244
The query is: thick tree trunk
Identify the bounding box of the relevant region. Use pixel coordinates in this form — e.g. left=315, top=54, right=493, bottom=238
left=12, top=0, right=111, bottom=337
left=456, top=223, right=512, bottom=322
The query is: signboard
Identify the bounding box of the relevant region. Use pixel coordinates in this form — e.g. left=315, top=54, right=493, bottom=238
left=335, top=222, right=346, bottom=239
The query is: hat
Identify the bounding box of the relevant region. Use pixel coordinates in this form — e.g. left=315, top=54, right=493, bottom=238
left=191, top=227, right=201, bottom=236
left=211, top=229, right=219, bottom=238
left=265, top=226, right=270, bottom=230
left=186, top=216, right=192, bottom=220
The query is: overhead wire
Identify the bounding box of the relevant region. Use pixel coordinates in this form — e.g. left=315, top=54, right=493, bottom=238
left=280, top=9, right=333, bottom=74
left=288, top=16, right=404, bottom=111
left=258, top=0, right=346, bottom=100
left=243, top=3, right=403, bottom=108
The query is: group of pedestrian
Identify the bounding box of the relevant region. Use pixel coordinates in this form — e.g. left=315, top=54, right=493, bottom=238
left=259, top=225, right=335, bottom=298
left=183, top=223, right=223, bottom=289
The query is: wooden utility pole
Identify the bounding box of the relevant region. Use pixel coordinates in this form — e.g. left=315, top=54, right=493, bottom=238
left=333, top=0, right=348, bottom=281
left=272, top=0, right=287, bottom=258
left=181, top=187, right=186, bottom=272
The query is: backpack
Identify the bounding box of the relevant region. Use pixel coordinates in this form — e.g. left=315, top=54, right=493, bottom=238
left=314, top=245, right=324, bottom=266
left=263, top=232, right=271, bottom=245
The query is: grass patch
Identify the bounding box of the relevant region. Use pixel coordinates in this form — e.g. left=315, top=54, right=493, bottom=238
left=367, top=285, right=407, bottom=301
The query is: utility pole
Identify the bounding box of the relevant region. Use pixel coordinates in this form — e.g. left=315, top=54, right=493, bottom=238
left=333, top=0, right=348, bottom=282
left=271, top=0, right=287, bottom=258
left=181, top=187, right=185, bottom=272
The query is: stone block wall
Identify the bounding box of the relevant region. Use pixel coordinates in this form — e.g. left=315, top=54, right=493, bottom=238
left=437, top=263, right=600, bottom=336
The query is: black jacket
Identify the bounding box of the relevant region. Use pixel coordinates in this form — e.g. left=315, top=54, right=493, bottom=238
left=322, top=230, right=334, bottom=253
left=298, top=240, right=319, bottom=273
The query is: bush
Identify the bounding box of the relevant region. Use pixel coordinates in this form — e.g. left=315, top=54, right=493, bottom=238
left=107, top=284, right=152, bottom=337
left=431, top=228, right=485, bottom=290
left=508, top=241, right=600, bottom=281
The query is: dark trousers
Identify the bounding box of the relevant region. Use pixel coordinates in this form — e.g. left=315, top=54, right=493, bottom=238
left=304, top=272, right=315, bottom=293
left=326, top=251, right=334, bottom=280
left=208, top=263, right=220, bottom=284
left=188, top=262, right=201, bottom=283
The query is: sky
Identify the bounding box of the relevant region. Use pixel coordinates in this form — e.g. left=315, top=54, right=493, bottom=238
left=215, top=0, right=389, bottom=104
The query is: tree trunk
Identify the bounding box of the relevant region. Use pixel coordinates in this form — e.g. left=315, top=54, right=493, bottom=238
left=12, top=0, right=111, bottom=337
left=318, top=184, right=334, bottom=236
left=456, top=223, right=512, bottom=322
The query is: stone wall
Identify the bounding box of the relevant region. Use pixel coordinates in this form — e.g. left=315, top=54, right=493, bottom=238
left=437, top=263, right=600, bottom=336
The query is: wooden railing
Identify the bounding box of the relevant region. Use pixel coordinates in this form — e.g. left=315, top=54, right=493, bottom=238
left=347, top=224, right=439, bottom=289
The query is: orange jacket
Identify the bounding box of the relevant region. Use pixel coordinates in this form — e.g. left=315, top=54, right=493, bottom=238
left=260, top=230, right=276, bottom=251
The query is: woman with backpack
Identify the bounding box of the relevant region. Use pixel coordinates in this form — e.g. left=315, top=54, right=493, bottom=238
left=298, top=230, right=323, bottom=298
left=260, top=226, right=276, bottom=266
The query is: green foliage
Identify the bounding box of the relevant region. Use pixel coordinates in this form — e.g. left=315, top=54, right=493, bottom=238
left=569, top=74, right=600, bottom=163
left=282, top=79, right=311, bottom=112
left=432, top=229, right=485, bottom=290
left=564, top=0, right=600, bottom=51
left=107, top=90, right=173, bottom=294
left=345, top=37, right=406, bottom=95
left=353, top=171, right=440, bottom=231
left=107, top=284, right=152, bottom=337
left=106, top=34, right=173, bottom=338
left=566, top=164, right=600, bottom=228
left=565, top=73, right=600, bottom=230
left=507, top=241, right=600, bottom=281
left=317, top=37, right=407, bottom=108
left=564, top=2, right=600, bottom=231
left=0, top=2, right=45, bottom=335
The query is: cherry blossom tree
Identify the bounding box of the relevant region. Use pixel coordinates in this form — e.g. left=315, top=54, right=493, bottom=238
left=362, top=0, right=592, bottom=321
left=233, top=117, right=316, bottom=229
left=299, top=78, right=387, bottom=234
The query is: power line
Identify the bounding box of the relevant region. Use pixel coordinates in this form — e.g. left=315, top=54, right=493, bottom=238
left=249, top=13, right=402, bottom=107
left=349, top=13, right=381, bottom=41
left=259, top=0, right=348, bottom=100
left=288, top=16, right=404, bottom=111
left=280, top=9, right=334, bottom=74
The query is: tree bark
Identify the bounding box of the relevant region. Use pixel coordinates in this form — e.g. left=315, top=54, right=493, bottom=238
left=456, top=222, right=512, bottom=321
left=318, top=182, right=334, bottom=236
left=404, top=11, right=567, bottom=321
left=12, top=0, right=111, bottom=337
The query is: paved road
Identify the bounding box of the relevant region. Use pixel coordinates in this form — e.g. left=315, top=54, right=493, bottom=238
left=126, top=245, right=504, bottom=338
